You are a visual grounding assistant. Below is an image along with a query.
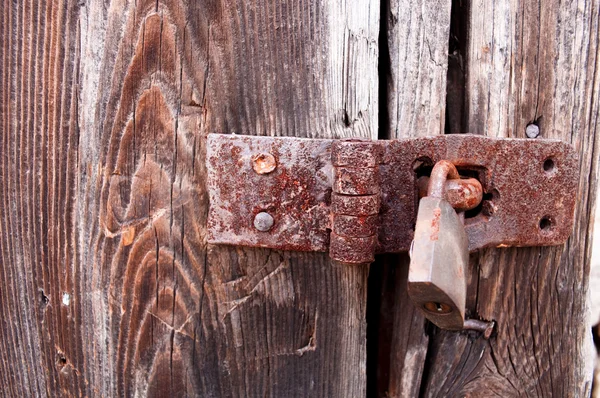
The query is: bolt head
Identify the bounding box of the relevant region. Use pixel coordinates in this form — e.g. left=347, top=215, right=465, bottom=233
left=254, top=212, right=274, bottom=231
left=252, top=153, right=277, bottom=174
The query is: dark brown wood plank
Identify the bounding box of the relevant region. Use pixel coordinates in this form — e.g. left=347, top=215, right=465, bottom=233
left=0, top=0, right=83, bottom=396
left=372, top=256, right=430, bottom=398
left=420, top=1, right=600, bottom=396
left=1, top=0, right=379, bottom=396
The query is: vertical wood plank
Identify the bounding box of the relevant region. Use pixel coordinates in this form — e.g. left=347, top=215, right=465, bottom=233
left=420, top=1, right=600, bottom=395
left=381, top=1, right=599, bottom=396
left=0, top=1, right=83, bottom=396
left=1, top=0, right=378, bottom=396
left=378, top=0, right=452, bottom=396
left=386, top=0, right=453, bottom=138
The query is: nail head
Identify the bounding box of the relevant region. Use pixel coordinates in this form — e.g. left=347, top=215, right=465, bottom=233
left=526, top=124, right=540, bottom=138
left=252, top=153, right=277, bottom=174
left=254, top=212, right=274, bottom=231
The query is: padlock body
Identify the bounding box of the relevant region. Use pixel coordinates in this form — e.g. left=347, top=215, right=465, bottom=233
left=408, top=196, right=468, bottom=330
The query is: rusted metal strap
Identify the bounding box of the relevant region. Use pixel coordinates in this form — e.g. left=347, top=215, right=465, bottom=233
left=206, top=134, right=578, bottom=263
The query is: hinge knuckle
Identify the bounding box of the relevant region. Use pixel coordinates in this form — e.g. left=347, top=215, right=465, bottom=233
left=330, top=139, right=382, bottom=264
left=331, top=138, right=382, bottom=167
left=332, top=167, right=380, bottom=195
left=330, top=234, right=378, bottom=264
left=330, top=193, right=380, bottom=216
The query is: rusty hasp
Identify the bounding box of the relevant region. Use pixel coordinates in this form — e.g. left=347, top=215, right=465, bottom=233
left=207, top=135, right=332, bottom=252
left=207, top=134, right=579, bottom=262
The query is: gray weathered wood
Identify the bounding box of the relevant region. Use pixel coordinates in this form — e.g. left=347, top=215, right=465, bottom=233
left=430, top=1, right=599, bottom=394
left=386, top=0, right=452, bottom=138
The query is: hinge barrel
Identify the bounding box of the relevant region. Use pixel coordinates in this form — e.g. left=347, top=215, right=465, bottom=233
left=330, top=139, right=382, bottom=264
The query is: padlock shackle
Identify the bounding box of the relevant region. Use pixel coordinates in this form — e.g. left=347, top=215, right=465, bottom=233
left=427, top=160, right=460, bottom=198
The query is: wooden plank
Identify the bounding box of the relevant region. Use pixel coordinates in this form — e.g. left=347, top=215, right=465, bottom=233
left=371, top=256, right=431, bottom=397
left=0, top=0, right=83, bottom=396
left=419, top=1, right=600, bottom=396
left=374, top=0, right=452, bottom=396
left=385, top=0, right=453, bottom=138
left=1, top=0, right=379, bottom=396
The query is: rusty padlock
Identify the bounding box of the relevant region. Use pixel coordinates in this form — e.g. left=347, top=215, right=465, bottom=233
left=407, top=160, right=470, bottom=330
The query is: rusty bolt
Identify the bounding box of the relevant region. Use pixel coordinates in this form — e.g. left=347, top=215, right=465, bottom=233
left=254, top=212, right=274, bottom=231
left=252, top=153, right=277, bottom=174
left=526, top=124, right=540, bottom=138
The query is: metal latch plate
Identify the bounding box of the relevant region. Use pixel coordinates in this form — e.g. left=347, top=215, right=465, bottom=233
left=207, top=134, right=578, bottom=253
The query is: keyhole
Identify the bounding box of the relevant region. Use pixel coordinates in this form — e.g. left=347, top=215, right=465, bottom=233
left=423, top=301, right=453, bottom=314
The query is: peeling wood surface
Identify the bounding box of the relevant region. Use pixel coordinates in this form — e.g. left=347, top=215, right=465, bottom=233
left=379, top=1, right=600, bottom=396
left=0, top=0, right=378, bottom=396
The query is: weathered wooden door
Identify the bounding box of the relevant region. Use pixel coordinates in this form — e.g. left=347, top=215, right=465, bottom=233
left=0, top=0, right=598, bottom=396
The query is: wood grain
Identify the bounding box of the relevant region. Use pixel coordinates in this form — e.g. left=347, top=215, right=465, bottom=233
left=1, top=0, right=378, bottom=396
left=1, top=0, right=83, bottom=396
left=385, top=0, right=452, bottom=138
left=3, top=0, right=598, bottom=396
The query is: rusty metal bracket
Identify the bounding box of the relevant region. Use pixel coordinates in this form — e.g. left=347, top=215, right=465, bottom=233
left=207, top=134, right=578, bottom=263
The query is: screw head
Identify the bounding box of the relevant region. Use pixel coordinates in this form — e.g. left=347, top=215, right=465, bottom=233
left=252, top=153, right=277, bottom=174
left=254, top=212, right=274, bottom=231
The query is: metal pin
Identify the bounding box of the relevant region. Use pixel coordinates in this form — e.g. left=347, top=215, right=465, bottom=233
left=463, top=319, right=495, bottom=339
